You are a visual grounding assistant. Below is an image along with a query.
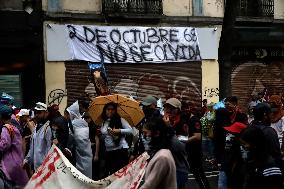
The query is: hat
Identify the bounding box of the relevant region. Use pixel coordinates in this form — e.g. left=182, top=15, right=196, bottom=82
left=0, top=105, right=13, bottom=116
left=35, top=102, right=47, bottom=111
left=224, top=122, right=247, bottom=134
left=164, top=98, right=182, bottom=110
left=17, top=109, right=30, bottom=117
left=141, top=95, right=157, bottom=106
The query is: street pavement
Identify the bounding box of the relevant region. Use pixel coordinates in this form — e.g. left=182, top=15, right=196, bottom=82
left=185, top=160, right=219, bottom=189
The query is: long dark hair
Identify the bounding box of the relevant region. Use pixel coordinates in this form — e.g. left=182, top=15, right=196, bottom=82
left=240, top=127, right=269, bottom=162
left=144, top=117, right=173, bottom=151
left=101, top=102, right=122, bottom=129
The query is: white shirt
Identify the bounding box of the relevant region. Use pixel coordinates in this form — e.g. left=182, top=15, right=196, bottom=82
left=101, top=118, right=133, bottom=151
left=271, top=116, right=284, bottom=147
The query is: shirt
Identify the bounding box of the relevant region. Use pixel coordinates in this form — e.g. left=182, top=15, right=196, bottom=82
left=101, top=118, right=133, bottom=152
left=187, top=115, right=202, bottom=159
left=140, top=149, right=177, bottom=189
left=26, top=121, right=52, bottom=170
left=270, top=116, right=284, bottom=147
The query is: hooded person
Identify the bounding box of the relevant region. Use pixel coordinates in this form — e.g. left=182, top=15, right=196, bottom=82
left=0, top=105, right=29, bottom=187
left=66, top=101, right=92, bottom=178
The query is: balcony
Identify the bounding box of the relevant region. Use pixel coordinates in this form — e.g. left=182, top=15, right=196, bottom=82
left=102, top=0, right=163, bottom=18
left=237, top=0, right=274, bottom=18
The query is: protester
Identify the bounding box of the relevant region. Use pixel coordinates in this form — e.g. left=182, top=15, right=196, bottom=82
left=164, top=98, right=208, bottom=189
left=140, top=117, right=177, bottom=189
left=223, top=113, right=247, bottom=189
left=200, top=102, right=215, bottom=162
left=51, top=116, right=70, bottom=157
left=224, top=96, right=242, bottom=124
left=67, top=101, right=93, bottom=178
left=212, top=108, right=231, bottom=189
left=240, top=126, right=283, bottom=189
left=100, top=102, right=133, bottom=176
left=250, top=103, right=282, bottom=163
left=202, top=99, right=209, bottom=116
left=83, top=112, right=102, bottom=180
left=269, top=95, right=284, bottom=153
left=24, top=102, right=52, bottom=171
left=17, top=109, right=35, bottom=156
left=0, top=105, right=29, bottom=188
left=64, top=108, right=76, bottom=165
left=130, top=95, right=160, bottom=160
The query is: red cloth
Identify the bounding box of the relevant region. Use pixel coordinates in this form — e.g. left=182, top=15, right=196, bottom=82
left=224, top=122, right=247, bottom=134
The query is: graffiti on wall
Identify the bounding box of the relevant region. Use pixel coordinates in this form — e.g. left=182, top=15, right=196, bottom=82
left=203, top=87, right=219, bottom=98
left=231, top=61, right=284, bottom=111
left=48, top=89, right=67, bottom=106
left=84, top=73, right=201, bottom=107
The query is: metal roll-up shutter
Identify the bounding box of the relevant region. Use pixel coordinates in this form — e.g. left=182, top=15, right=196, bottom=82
left=0, top=75, right=22, bottom=107
left=231, top=61, right=284, bottom=111
left=66, top=62, right=202, bottom=108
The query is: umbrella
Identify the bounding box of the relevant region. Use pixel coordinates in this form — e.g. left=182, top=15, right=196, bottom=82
left=88, top=94, right=145, bottom=127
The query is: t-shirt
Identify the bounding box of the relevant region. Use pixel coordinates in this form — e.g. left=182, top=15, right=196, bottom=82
left=187, top=115, right=202, bottom=160
left=270, top=116, right=284, bottom=147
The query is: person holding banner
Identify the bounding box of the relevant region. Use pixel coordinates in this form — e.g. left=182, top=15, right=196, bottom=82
left=140, top=117, right=177, bottom=189
left=100, top=102, right=133, bottom=176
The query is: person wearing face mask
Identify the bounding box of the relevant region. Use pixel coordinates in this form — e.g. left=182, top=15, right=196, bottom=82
left=130, top=96, right=161, bottom=161
left=240, top=127, right=283, bottom=189
left=100, top=102, right=133, bottom=176
left=250, top=103, right=282, bottom=166
left=140, top=117, right=177, bottom=189
left=269, top=95, right=284, bottom=154
left=224, top=96, right=242, bottom=124
left=164, top=98, right=203, bottom=189
left=223, top=113, right=247, bottom=189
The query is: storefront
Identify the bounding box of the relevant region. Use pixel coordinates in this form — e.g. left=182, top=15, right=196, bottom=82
left=45, top=23, right=220, bottom=111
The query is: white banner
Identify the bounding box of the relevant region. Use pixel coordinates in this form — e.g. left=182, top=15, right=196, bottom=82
left=25, top=145, right=149, bottom=189
left=66, top=24, right=201, bottom=63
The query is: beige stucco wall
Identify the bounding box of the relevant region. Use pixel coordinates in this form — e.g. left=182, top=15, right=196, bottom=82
left=202, top=60, right=219, bottom=103
left=203, top=0, right=224, bottom=17
left=42, top=0, right=101, bottom=13
left=45, top=62, right=67, bottom=114
left=62, top=0, right=101, bottom=13
left=163, top=0, right=192, bottom=16
left=275, top=0, right=284, bottom=19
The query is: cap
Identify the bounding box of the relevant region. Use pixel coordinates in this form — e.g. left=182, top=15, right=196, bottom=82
left=17, top=109, right=30, bottom=117
left=164, top=98, right=182, bottom=110
left=224, top=122, right=247, bottom=134
left=35, top=102, right=48, bottom=111
left=141, top=95, right=157, bottom=106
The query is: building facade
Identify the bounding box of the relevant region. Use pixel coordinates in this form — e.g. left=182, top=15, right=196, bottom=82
left=219, top=0, right=284, bottom=111
left=43, top=0, right=223, bottom=112
left=0, top=0, right=45, bottom=108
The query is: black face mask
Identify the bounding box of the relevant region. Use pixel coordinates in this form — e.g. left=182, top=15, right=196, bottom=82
left=143, top=107, right=155, bottom=119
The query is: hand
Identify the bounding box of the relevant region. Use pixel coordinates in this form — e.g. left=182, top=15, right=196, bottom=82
left=109, top=128, right=121, bottom=136
left=22, top=159, right=28, bottom=168
left=94, top=155, right=99, bottom=162
left=163, top=115, right=171, bottom=127
left=53, top=139, right=59, bottom=145
left=129, top=155, right=135, bottom=163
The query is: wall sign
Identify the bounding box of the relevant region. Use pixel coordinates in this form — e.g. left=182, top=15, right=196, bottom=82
left=66, top=24, right=201, bottom=63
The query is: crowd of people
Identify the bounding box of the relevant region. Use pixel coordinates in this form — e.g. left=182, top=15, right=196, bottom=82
left=1, top=91, right=284, bottom=189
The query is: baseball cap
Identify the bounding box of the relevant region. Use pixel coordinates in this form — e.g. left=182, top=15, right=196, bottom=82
left=35, top=102, right=48, bottom=111
left=141, top=95, right=157, bottom=106
left=224, top=122, right=247, bottom=134
left=164, top=98, right=182, bottom=110
left=17, top=109, right=30, bottom=117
